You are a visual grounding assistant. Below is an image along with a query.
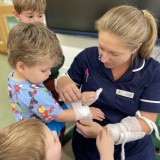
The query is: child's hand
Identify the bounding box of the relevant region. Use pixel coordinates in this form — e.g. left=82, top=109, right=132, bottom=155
left=96, top=128, right=114, bottom=160
left=81, top=91, right=96, bottom=105
left=90, top=107, right=105, bottom=121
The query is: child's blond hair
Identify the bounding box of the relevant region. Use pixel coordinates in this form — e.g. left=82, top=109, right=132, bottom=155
left=7, top=22, right=63, bottom=69
left=0, top=119, right=47, bottom=160
left=12, top=0, right=46, bottom=13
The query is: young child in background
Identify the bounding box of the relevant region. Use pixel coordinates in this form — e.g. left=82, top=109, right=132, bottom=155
left=0, top=119, right=113, bottom=160
left=12, top=0, right=65, bottom=101
left=7, top=22, right=104, bottom=136
left=12, top=0, right=46, bottom=24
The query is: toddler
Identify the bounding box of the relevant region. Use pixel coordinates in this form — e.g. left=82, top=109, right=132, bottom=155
left=7, top=22, right=104, bottom=135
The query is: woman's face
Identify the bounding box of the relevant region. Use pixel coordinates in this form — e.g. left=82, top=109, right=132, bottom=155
left=98, top=31, right=133, bottom=69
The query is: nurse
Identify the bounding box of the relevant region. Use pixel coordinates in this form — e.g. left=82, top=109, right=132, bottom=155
left=57, top=5, right=160, bottom=160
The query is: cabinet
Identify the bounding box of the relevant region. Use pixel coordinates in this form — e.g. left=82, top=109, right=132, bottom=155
left=0, top=0, right=18, bottom=54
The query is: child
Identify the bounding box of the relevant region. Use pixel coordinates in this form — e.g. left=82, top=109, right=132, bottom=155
left=12, top=0, right=64, bottom=137
left=96, top=128, right=114, bottom=160
left=7, top=22, right=104, bottom=135
left=12, top=0, right=46, bottom=24
left=12, top=0, right=65, bottom=101
left=0, top=119, right=62, bottom=160
left=0, top=119, right=112, bottom=160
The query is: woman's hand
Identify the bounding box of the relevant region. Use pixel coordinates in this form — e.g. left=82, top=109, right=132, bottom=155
left=57, top=76, right=81, bottom=102
left=96, top=128, right=114, bottom=160
left=76, top=119, right=103, bottom=138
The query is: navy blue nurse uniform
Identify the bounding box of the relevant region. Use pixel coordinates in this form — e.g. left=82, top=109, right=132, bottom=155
left=67, top=47, right=160, bottom=160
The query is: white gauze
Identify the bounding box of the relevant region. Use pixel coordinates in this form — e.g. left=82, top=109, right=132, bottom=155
left=106, top=116, right=145, bottom=160
left=106, top=111, right=160, bottom=160
left=65, top=88, right=103, bottom=121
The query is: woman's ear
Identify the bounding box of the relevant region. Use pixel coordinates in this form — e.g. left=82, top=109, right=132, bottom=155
left=13, top=10, right=20, bottom=20
left=16, top=62, right=26, bottom=73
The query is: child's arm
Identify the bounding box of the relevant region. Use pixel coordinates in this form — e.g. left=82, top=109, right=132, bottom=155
left=96, top=128, right=114, bottom=160
left=54, top=106, right=105, bottom=122
left=54, top=89, right=104, bottom=122
left=31, top=86, right=104, bottom=122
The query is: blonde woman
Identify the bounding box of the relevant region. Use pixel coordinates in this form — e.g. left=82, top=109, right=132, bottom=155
left=56, top=5, right=160, bottom=160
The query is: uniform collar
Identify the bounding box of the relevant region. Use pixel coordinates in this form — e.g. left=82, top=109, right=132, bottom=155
left=98, top=54, right=145, bottom=83
left=132, top=54, right=145, bottom=72
left=115, top=54, right=145, bottom=83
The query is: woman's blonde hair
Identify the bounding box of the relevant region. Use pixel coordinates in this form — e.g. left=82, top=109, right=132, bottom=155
left=0, top=119, right=47, bottom=160
left=96, top=5, right=157, bottom=59
left=12, top=0, right=46, bottom=13
left=7, top=22, right=63, bottom=69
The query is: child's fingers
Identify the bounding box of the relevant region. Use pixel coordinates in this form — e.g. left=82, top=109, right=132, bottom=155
left=94, top=114, right=105, bottom=121
left=96, top=108, right=105, bottom=116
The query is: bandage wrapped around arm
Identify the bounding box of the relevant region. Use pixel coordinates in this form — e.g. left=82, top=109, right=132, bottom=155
left=106, top=116, right=145, bottom=144
left=65, top=88, right=103, bottom=121
left=65, top=101, right=93, bottom=121
left=106, top=112, right=160, bottom=160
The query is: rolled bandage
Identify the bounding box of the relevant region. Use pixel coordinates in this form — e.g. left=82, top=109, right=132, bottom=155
left=95, top=88, right=103, bottom=99
left=83, top=88, right=103, bottom=106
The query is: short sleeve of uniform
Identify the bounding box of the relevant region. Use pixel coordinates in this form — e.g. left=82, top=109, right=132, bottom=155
left=139, top=61, right=160, bottom=113
left=67, top=47, right=97, bottom=85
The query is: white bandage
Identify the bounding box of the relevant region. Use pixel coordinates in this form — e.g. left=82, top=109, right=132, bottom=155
left=72, top=102, right=92, bottom=121
left=65, top=88, right=103, bottom=121
left=106, top=116, right=145, bottom=144
left=136, top=111, right=160, bottom=141
left=83, top=88, right=103, bottom=106
left=106, top=111, right=160, bottom=160
left=65, top=100, right=92, bottom=121
left=106, top=116, right=145, bottom=160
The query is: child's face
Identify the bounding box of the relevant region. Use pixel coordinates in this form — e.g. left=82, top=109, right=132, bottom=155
left=14, top=10, right=45, bottom=23
left=45, top=127, right=62, bottom=160
left=21, top=60, right=53, bottom=84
